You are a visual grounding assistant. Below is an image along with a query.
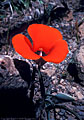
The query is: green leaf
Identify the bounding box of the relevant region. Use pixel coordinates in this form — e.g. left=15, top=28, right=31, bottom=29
left=20, top=0, right=25, bottom=4
left=45, top=98, right=53, bottom=105
left=24, top=0, right=29, bottom=8
left=55, top=93, right=75, bottom=102
left=0, top=15, right=6, bottom=19
left=0, top=9, right=5, bottom=12
left=14, top=6, right=21, bottom=13
left=39, top=0, right=43, bottom=4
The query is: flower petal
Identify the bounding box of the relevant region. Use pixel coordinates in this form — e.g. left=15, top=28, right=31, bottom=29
left=12, top=34, right=40, bottom=60
left=28, top=24, right=63, bottom=54
left=42, top=40, right=69, bottom=63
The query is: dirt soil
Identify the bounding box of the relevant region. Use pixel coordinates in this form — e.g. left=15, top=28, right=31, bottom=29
left=0, top=0, right=84, bottom=120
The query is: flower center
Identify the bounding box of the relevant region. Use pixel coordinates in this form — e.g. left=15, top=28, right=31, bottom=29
left=39, top=48, right=43, bottom=51
left=39, top=48, right=43, bottom=56
left=35, top=48, right=46, bottom=56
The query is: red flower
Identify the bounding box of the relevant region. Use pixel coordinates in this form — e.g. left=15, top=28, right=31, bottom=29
left=12, top=24, right=69, bottom=64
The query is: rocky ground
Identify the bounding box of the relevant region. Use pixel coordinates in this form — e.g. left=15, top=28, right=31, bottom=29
left=0, top=0, right=84, bottom=120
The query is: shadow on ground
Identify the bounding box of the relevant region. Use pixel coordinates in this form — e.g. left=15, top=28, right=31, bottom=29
left=0, top=59, right=35, bottom=118
left=13, top=58, right=31, bottom=86
left=0, top=87, right=35, bottom=118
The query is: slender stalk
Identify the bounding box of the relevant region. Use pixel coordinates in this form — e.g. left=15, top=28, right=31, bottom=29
left=53, top=108, right=56, bottom=120
left=47, top=111, right=50, bottom=120
left=78, top=17, right=84, bottom=27
left=9, top=2, right=13, bottom=15
left=38, top=66, right=45, bottom=98
left=30, top=64, right=36, bottom=101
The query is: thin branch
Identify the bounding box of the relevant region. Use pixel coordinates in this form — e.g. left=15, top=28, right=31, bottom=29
left=78, top=18, right=84, bottom=27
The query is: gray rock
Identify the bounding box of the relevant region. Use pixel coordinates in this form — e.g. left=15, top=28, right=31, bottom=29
left=34, top=8, right=41, bottom=19
left=79, top=111, right=84, bottom=116
left=0, top=55, right=29, bottom=89
left=73, top=39, right=84, bottom=84
left=0, top=55, right=19, bottom=76
left=66, top=0, right=84, bottom=11
left=76, top=106, right=84, bottom=111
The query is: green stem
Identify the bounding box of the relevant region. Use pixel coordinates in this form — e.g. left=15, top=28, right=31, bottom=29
left=30, top=64, right=36, bottom=101
left=54, top=108, right=56, bottom=120
left=47, top=110, right=50, bottom=120
left=38, top=66, right=45, bottom=98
